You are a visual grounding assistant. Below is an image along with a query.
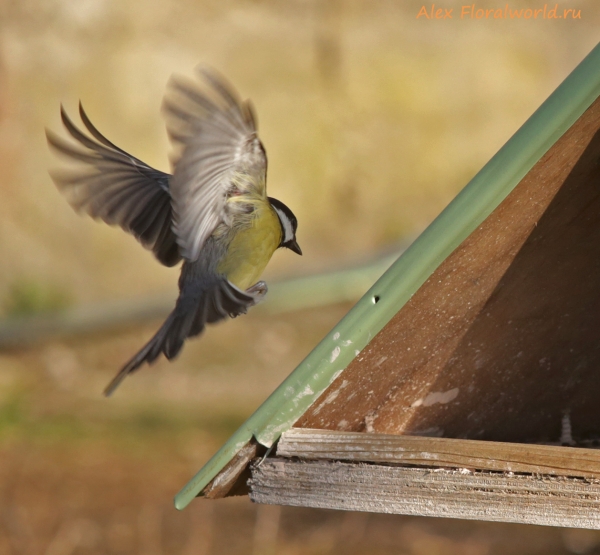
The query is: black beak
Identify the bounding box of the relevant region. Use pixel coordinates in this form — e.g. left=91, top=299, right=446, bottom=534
left=286, top=239, right=302, bottom=255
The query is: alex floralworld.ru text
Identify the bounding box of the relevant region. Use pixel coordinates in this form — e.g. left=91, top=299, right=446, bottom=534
left=417, top=4, right=581, bottom=19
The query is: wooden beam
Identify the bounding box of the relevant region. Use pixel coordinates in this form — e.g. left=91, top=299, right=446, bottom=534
left=249, top=458, right=600, bottom=529
left=202, top=440, right=259, bottom=499
left=278, top=428, right=600, bottom=478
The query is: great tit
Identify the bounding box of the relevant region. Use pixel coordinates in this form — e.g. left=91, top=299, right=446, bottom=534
left=46, top=68, right=301, bottom=396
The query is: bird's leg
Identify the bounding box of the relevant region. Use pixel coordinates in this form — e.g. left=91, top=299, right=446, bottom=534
left=246, top=280, right=268, bottom=304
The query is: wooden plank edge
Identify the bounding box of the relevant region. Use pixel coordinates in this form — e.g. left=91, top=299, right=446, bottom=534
left=249, top=458, right=600, bottom=529
left=278, top=428, right=600, bottom=478
left=202, top=439, right=263, bottom=499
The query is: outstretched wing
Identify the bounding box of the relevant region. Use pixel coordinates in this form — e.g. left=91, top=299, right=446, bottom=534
left=46, top=104, right=181, bottom=267
left=162, top=67, right=267, bottom=261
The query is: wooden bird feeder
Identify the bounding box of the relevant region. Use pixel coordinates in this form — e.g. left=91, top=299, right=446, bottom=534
left=175, top=43, right=600, bottom=529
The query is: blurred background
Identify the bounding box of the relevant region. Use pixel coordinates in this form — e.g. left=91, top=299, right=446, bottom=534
left=0, top=0, right=599, bottom=553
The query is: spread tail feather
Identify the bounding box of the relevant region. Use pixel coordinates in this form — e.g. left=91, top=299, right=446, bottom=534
left=103, top=310, right=179, bottom=396
left=103, top=278, right=267, bottom=396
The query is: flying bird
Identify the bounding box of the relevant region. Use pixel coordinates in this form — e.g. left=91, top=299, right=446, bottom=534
left=46, top=68, right=301, bottom=396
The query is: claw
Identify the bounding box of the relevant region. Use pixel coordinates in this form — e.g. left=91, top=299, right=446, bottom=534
left=246, top=280, right=268, bottom=303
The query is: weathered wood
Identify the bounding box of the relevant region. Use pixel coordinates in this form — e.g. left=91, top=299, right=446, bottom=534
left=278, top=428, right=600, bottom=478
left=249, top=458, right=600, bottom=529
left=203, top=440, right=259, bottom=499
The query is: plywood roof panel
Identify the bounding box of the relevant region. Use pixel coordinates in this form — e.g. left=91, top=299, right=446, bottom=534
left=296, top=97, right=600, bottom=443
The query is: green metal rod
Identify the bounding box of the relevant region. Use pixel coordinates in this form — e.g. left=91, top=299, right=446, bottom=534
left=0, top=253, right=399, bottom=349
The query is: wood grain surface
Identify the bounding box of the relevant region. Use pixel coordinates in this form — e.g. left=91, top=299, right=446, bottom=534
left=250, top=458, right=600, bottom=529
left=277, top=428, right=600, bottom=478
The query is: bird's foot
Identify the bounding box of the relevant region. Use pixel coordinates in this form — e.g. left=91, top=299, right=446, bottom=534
left=246, top=280, right=268, bottom=304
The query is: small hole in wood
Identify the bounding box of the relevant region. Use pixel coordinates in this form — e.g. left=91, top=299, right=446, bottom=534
left=373, top=295, right=380, bottom=304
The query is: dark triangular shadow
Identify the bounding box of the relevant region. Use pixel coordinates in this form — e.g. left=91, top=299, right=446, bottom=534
left=407, top=127, right=600, bottom=443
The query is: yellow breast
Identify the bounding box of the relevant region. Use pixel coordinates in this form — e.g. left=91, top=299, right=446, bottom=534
left=216, top=201, right=281, bottom=291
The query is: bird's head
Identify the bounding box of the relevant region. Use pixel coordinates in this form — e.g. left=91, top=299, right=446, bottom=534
left=268, top=197, right=302, bottom=255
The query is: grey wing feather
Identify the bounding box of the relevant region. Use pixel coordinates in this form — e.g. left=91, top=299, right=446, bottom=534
left=163, top=67, right=267, bottom=261
left=46, top=104, right=181, bottom=267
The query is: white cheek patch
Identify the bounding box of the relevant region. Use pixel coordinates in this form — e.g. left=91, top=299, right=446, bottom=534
left=274, top=206, right=294, bottom=243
